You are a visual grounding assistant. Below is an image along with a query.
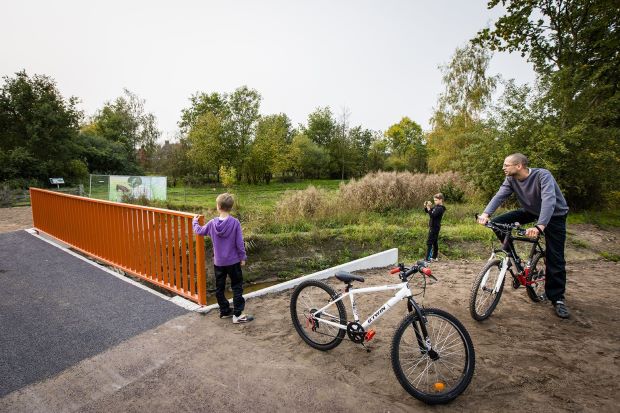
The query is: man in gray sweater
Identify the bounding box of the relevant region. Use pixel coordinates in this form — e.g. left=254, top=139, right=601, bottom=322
left=478, top=153, right=570, bottom=319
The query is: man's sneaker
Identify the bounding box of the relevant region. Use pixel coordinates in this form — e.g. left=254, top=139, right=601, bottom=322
left=232, top=314, right=254, bottom=324
left=552, top=301, right=570, bottom=319
left=219, top=311, right=233, bottom=319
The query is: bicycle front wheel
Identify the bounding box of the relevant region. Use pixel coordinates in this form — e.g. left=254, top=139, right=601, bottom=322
left=526, top=253, right=546, bottom=302
left=290, top=280, right=347, bottom=351
left=391, top=308, right=475, bottom=405
left=469, top=259, right=504, bottom=321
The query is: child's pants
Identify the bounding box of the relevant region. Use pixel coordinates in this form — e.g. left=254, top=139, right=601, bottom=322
left=426, top=227, right=440, bottom=260
left=214, top=262, right=245, bottom=316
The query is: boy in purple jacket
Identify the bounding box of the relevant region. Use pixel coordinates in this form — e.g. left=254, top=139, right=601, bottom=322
left=193, top=193, right=253, bottom=324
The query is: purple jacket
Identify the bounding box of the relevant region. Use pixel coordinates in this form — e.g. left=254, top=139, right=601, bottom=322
left=192, top=216, right=247, bottom=266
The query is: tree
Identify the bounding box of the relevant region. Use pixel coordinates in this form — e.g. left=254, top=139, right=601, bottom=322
left=186, top=112, right=226, bottom=180
left=0, top=70, right=83, bottom=185
left=246, top=114, right=293, bottom=183
left=347, top=126, right=377, bottom=177
left=178, top=91, right=229, bottom=133
left=229, top=86, right=262, bottom=178
left=474, top=0, right=620, bottom=207
left=89, top=89, right=160, bottom=168
left=289, top=133, right=330, bottom=179
left=77, top=125, right=140, bottom=175
left=427, top=44, right=499, bottom=172
left=153, top=137, right=192, bottom=184
left=305, top=107, right=337, bottom=147
left=179, top=86, right=262, bottom=182
left=384, top=117, right=427, bottom=172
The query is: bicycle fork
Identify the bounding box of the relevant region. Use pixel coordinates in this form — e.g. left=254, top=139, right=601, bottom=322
left=407, top=298, right=439, bottom=360
left=480, top=254, right=510, bottom=293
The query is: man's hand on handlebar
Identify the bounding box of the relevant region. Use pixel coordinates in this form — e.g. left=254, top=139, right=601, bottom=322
left=477, top=213, right=489, bottom=225
left=525, top=224, right=545, bottom=238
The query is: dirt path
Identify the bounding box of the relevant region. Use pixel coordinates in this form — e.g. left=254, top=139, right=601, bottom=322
left=1, top=207, right=619, bottom=412
left=0, top=206, right=32, bottom=233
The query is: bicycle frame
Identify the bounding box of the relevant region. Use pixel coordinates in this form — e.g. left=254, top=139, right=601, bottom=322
left=311, top=282, right=413, bottom=331
left=480, top=234, right=544, bottom=293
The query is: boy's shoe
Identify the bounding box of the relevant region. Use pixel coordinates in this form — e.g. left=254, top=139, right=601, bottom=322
left=219, top=310, right=233, bottom=319
left=552, top=301, right=570, bottom=319
left=232, top=314, right=254, bottom=324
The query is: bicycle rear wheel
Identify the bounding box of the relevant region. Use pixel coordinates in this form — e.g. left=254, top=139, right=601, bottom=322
left=526, top=253, right=546, bottom=302
left=290, top=280, right=347, bottom=351
left=391, top=308, right=475, bottom=405
left=469, top=259, right=504, bottom=321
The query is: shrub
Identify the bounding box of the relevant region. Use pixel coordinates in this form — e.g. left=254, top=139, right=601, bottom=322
left=440, top=180, right=465, bottom=203
left=219, top=166, right=237, bottom=188
left=275, top=185, right=333, bottom=221
left=338, top=171, right=467, bottom=212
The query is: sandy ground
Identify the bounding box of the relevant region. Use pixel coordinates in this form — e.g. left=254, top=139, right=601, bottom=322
left=1, top=207, right=619, bottom=412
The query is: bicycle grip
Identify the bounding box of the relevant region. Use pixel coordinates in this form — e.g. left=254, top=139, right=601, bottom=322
left=389, top=267, right=400, bottom=274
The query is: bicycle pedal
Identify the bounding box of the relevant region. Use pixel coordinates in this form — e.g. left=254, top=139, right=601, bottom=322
left=364, top=329, right=376, bottom=342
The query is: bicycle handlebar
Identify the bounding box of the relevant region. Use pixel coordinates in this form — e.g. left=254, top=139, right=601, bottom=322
left=475, top=214, right=541, bottom=238
left=390, top=260, right=436, bottom=281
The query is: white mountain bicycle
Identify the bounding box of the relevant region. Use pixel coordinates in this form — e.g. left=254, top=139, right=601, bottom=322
left=290, top=261, right=475, bottom=405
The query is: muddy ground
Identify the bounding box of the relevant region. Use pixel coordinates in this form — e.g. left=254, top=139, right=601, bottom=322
left=1, top=207, right=619, bottom=412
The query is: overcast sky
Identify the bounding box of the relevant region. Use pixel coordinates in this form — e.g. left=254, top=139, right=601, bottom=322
left=2, top=0, right=536, bottom=142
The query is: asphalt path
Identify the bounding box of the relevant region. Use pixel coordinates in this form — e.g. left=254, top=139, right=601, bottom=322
left=0, top=230, right=187, bottom=398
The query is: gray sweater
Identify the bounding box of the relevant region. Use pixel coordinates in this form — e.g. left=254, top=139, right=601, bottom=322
left=484, top=168, right=569, bottom=226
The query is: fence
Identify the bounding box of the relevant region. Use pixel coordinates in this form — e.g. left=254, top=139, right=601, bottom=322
left=30, top=188, right=207, bottom=305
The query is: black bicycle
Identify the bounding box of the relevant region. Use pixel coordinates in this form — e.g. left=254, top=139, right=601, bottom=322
left=469, top=218, right=546, bottom=321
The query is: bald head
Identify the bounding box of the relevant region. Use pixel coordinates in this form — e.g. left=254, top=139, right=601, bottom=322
left=506, top=153, right=528, bottom=167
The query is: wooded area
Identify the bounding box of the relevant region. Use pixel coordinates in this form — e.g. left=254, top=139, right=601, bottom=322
left=1, top=0, right=618, bottom=208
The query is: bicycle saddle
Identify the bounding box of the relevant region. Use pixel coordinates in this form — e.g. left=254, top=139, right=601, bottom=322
left=335, top=271, right=365, bottom=283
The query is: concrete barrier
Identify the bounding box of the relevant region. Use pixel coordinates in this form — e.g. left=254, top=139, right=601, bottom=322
left=197, top=248, right=399, bottom=313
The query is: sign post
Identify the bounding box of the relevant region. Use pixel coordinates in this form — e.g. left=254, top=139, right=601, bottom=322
left=49, top=178, right=65, bottom=189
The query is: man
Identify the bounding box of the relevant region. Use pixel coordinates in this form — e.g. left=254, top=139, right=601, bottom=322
left=477, top=153, right=570, bottom=319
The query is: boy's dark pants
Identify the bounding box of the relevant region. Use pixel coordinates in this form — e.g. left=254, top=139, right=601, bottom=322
left=214, top=262, right=245, bottom=317
left=426, top=227, right=440, bottom=260
left=491, top=209, right=567, bottom=302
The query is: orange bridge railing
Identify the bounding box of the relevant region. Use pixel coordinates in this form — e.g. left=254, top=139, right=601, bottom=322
left=30, top=188, right=207, bottom=305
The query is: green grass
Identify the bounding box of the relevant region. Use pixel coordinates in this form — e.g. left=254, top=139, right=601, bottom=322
left=600, top=251, right=620, bottom=262
left=166, top=180, right=342, bottom=210
left=568, top=209, right=620, bottom=227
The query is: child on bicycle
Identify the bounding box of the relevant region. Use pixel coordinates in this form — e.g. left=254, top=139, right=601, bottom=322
left=193, top=193, right=254, bottom=324
left=424, top=193, right=446, bottom=262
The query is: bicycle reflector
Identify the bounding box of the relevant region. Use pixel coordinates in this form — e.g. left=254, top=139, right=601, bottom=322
left=390, top=268, right=400, bottom=274
left=421, top=267, right=433, bottom=276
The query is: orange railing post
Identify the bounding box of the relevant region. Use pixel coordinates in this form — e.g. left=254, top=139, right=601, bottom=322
left=29, top=188, right=208, bottom=305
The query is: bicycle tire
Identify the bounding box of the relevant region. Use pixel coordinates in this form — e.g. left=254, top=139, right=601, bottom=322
left=290, top=280, right=347, bottom=351
left=526, top=252, right=546, bottom=302
left=469, top=259, right=504, bottom=321
left=390, top=308, right=475, bottom=405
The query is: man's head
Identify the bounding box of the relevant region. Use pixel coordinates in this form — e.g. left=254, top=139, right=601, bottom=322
left=216, top=193, right=234, bottom=212
left=433, top=193, right=444, bottom=205
left=502, top=153, right=529, bottom=177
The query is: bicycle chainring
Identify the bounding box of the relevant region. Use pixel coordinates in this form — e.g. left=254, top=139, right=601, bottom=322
left=346, top=321, right=365, bottom=343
